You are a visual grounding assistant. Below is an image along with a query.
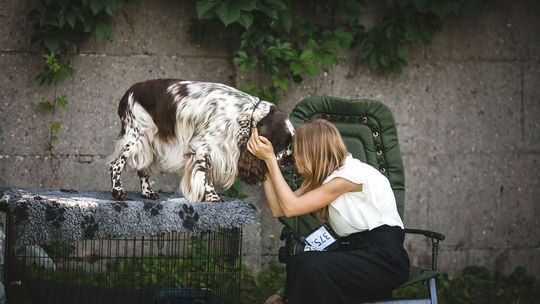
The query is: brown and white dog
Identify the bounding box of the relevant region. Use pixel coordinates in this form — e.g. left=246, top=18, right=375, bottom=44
left=109, top=79, right=294, bottom=202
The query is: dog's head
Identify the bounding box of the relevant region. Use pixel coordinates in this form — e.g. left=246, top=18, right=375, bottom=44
left=238, top=107, right=294, bottom=185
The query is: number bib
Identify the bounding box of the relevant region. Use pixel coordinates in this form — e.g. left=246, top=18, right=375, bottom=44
left=304, top=226, right=337, bottom=251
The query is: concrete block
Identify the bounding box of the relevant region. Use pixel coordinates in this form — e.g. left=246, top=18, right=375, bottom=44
left=80, top=0, right=229, bottom=58
left=330, top=59, right=523, bottom=157
left=158, top=56, right=234, bottom=84
left=523, top=62, right=540, bottom=149
left=241, top=224, right=263, bottom=272
left=401, top=156, right=431, bottom=229
left=425, top=0, right=529, bottom=61
left=52, top=54, right=162, bottom=156
left=0, top=0, right=27, bottom=51
left=0, top=155, right=56, bottom=188
left=0, top=53, right=55, bottom=156
left=56, top=155, right=183, bottom=193
left=427, top=153, right=540, bottom=250
left=0, top=154, right=182, bottom=192
left=242, top=183, right=285, bottom=264
left=277, top=72, right=335, bottom=114
left=404, top=238, right=434, bottom=271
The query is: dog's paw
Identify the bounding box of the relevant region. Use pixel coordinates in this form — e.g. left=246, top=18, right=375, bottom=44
left=141, top=191, right=159, bottom=200
left=111, top=187, right=127, bottom=200
left=204, top=192, right=222, bottom=202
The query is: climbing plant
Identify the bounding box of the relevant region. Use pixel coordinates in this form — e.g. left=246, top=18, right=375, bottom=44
left=189, top=0, right=486, bottom=101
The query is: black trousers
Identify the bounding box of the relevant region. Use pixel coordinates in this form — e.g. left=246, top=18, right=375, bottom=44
left=284, top=225, right=410, bottom=304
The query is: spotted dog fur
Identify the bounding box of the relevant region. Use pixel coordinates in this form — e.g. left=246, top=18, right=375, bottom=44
left=109, top=79, right=294, bottom=202
left=137, top=170, right=158, bottom=199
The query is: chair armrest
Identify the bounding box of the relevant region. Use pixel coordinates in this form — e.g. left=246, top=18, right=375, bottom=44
left=404, top=227, right=445, bottom=271
left=404, top=228, right=445, bottom=241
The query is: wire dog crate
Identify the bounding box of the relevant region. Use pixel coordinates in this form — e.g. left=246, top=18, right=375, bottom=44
left=0, top=188, right=256, bottom=304
left=5, top=227, right=242, bottom=304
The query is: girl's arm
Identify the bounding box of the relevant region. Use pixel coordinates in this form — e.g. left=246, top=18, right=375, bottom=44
left=262, top=174, right=304, bottom=218
left=247, top=128, right=358, bottom=217
left=265, top=156, right=356, bottom=217
left=262, top=176, right=285, bottom=217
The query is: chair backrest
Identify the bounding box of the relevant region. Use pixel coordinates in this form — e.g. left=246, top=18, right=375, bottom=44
left=288, top=96, right=406, bottom=217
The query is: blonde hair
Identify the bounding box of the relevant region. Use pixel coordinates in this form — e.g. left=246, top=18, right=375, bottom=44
left=293, top=119, right=348, bottom=220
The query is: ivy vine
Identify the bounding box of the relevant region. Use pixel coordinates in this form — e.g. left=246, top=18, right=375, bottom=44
left=190, top=0, right=485, bottom=101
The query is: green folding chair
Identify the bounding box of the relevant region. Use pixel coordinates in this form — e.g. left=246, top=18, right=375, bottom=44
left=278, top=96, right=446, bottom=303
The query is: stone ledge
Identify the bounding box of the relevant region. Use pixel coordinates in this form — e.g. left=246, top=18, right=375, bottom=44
left=0, top=188, right=257, bottom=245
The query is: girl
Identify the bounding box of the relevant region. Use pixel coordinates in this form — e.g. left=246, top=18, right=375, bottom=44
left=247, top=119, right=410, bottom=303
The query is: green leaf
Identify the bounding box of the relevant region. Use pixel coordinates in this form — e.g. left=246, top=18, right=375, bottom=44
left=271, top=74, right=291, bottom=90
left=265, top=0, right=287, bottom=11
left=238, top=13, right=253, bottom=29
left=58, top=13, right=66, bottom=28
left=342, top=0, right=362, bottom=23
left=397, top=44, right=409, bottom=58
left=89, top=0, right=103, bottom=15
left=51, top=121, right=61, bottom=133
left=66, top=12, right=77, bottom=28
left=303, top=62, right=319, bottom=76
left=369, top=53, right=379, bottom=70
left=196, top=0, right=217, bottom=19
left=404, top=24, right=420, bottom=42
left=359, top=43, right=374, bottom=60
left=299, top=49, right=315, bottom=61
left=278, top=10, right=292, bottom=33
left=93, top=22, right=112, bottom=42
left=104, top=4, right=114, bottom=16
left=289, top=62, right=303, bottom=75
left=334, top=27, right=354, bottom=49
left=320, top=53, right=336, bottom=68
left=258, top=4, right=278, bottom=19
left=39, top=101, right=55, bottom=112
left=379, top=53, right=390, bottom=67
left=237, top=0, right=256, bottom=11
left=104, top=0, right=123, bottom=16
left=56, top=95, right=68, bottom=108
left=44, top=38, right=59, bottom=53
left=216, top=1, right=241, bottom=26
left=233, top=51, right=257, bottom=70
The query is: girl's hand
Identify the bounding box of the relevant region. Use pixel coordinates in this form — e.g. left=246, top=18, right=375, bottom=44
left=247, top=127, right=275, bottom=162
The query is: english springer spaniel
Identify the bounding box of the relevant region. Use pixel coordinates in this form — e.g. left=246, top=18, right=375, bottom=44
left=109, top=79, right=294, bottom=202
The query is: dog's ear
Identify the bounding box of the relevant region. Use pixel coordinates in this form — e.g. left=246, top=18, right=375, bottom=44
left=237, top=148, right=267, bottom=185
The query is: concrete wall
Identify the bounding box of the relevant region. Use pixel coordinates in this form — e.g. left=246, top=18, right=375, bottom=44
left=1, top=0, right=539, bottom=276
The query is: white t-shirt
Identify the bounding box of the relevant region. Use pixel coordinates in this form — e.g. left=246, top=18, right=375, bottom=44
left=322, top=154, right=404, bottom=237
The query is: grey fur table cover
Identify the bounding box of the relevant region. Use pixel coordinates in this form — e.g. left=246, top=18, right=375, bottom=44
left=0, top=188, right=257, bottom=245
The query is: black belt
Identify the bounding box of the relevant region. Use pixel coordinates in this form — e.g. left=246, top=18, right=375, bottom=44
left=339, top=225, right=404, bottom=246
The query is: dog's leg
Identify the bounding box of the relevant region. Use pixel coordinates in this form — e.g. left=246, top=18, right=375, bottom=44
left=137, top=170, right=159, bottom=199
left=197, top=154, right=222, bottom=202
left=109, top=131, right=140, bottom=200
left=110, top=154, right=128, bottom=200
left=181, top=147, right=222, bottom=202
